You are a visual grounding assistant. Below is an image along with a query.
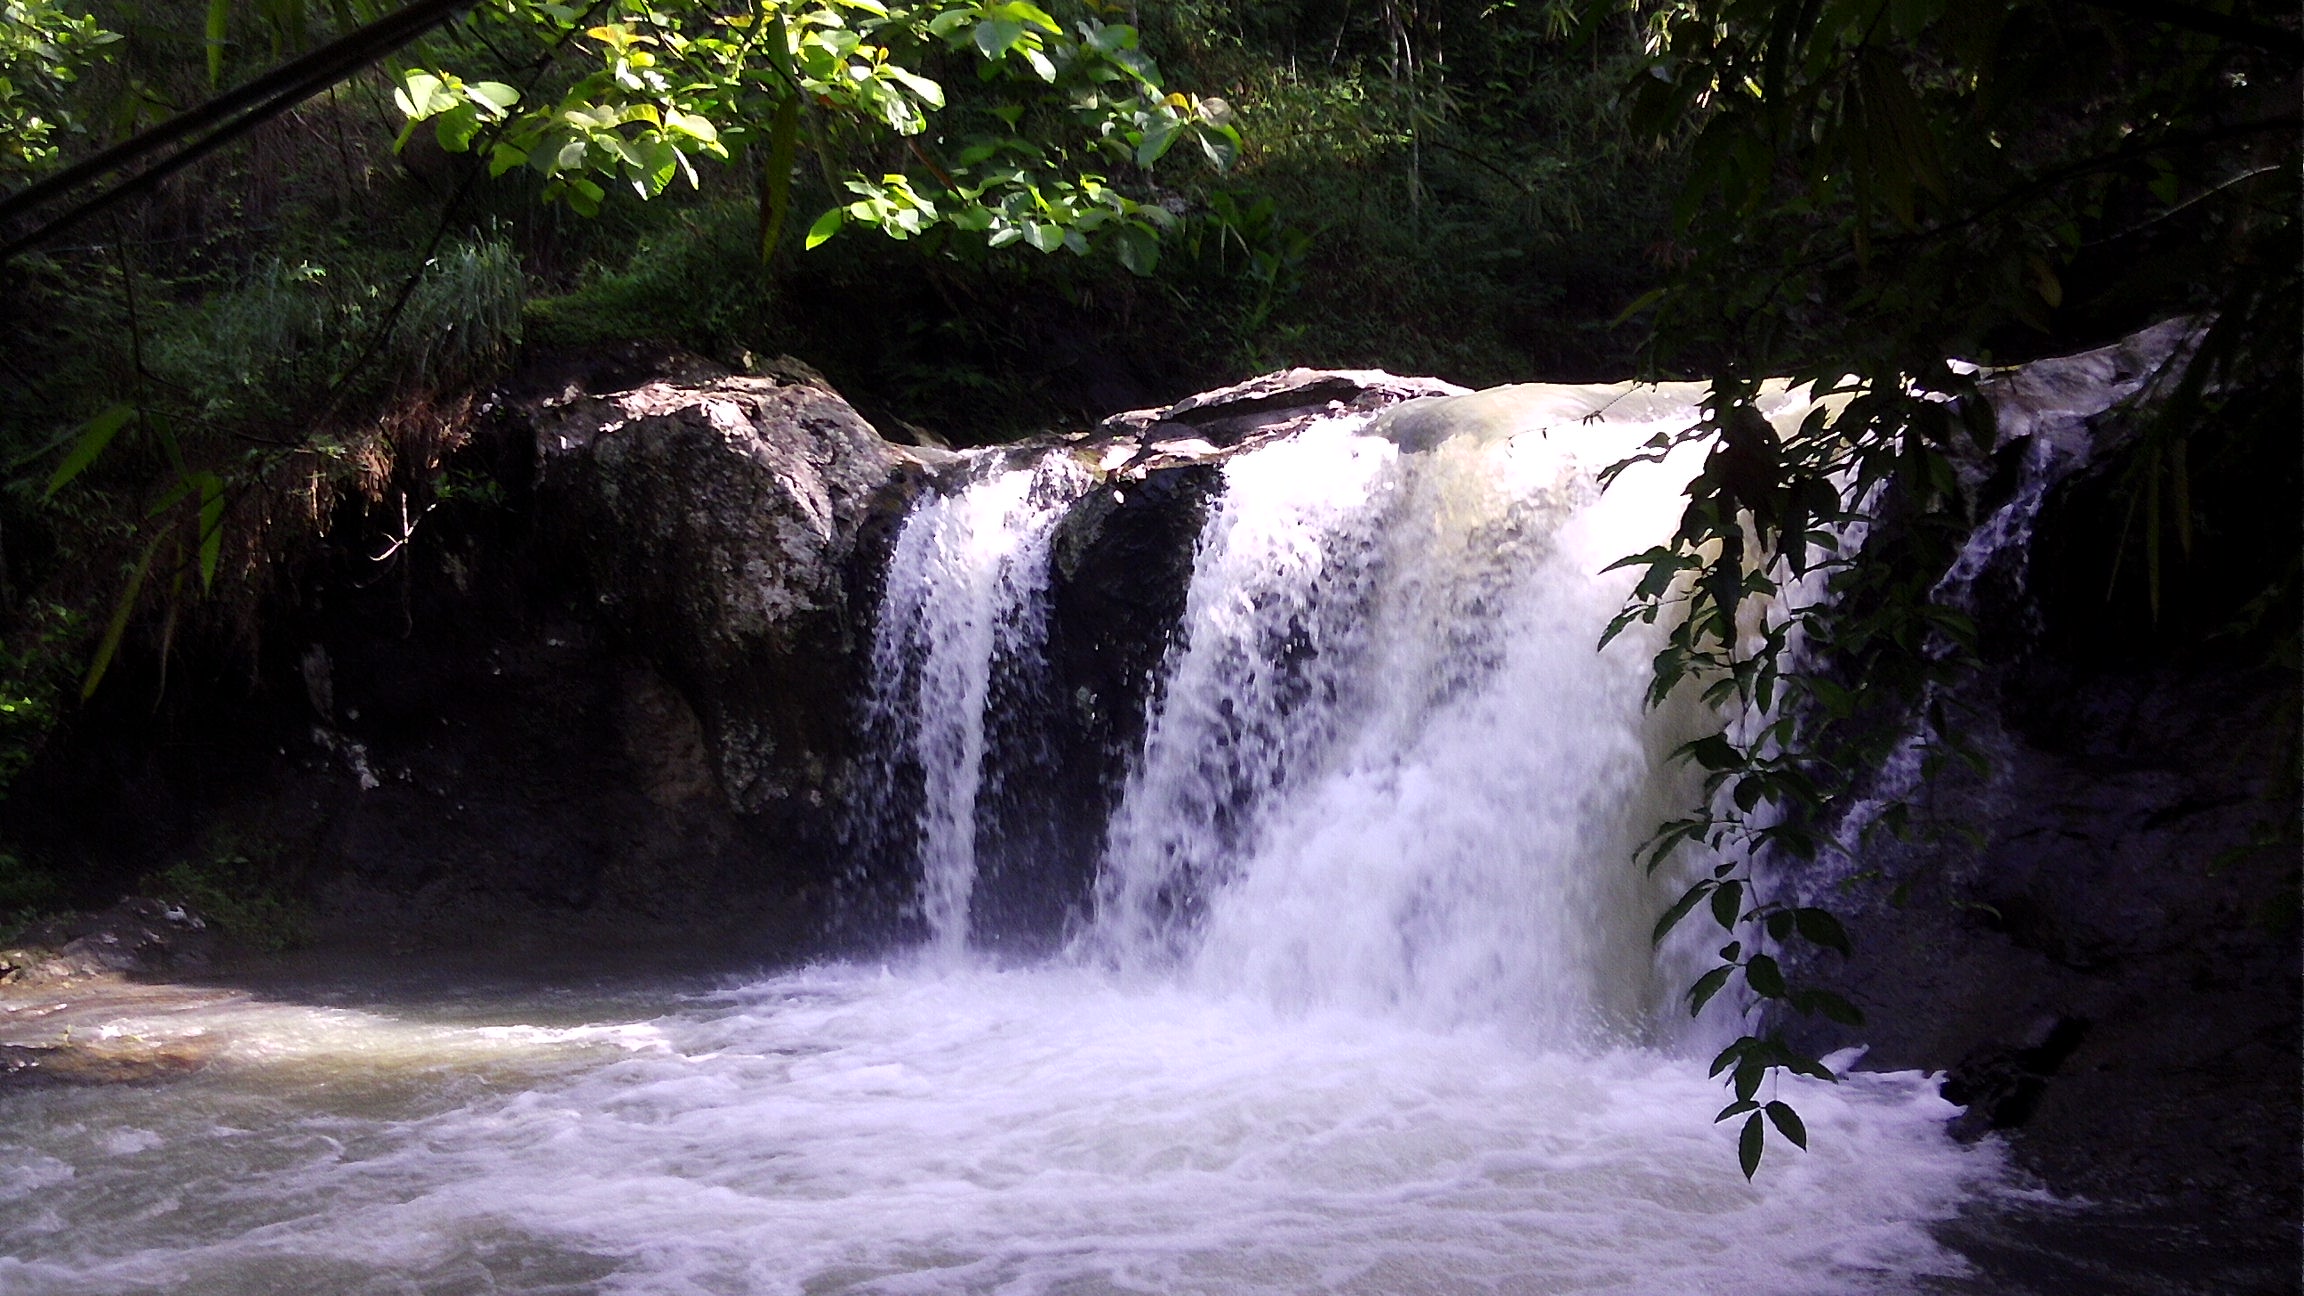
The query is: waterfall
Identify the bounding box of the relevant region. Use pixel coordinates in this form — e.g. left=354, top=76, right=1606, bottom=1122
left=862, top=454, right=1090, bottom=957
left=1089, top=416, right=1399, bottom=972
left=874, top=380, right=1836, bottom=1041
left=3, top=380, right=2018, bottom=1296
left=1087, top=385, right=1818, bottom=1039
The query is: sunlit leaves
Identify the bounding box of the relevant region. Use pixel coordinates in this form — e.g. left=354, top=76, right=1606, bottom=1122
left=0, top=0, right=120, bottom=182
left=390, top=1, right=1234, bottom=269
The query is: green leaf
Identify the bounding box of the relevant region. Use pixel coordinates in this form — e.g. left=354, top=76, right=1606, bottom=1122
left=206, top=0, right=231, bottom=87
left=1612, top=286, right=1666, bottom=326
left=1686, top=964, right=1732, bottom=1016
left=974, top=17, right=1024, bottom=60
left=758, top=93, right=801, bottom=258
left=467, top=80, right=520, bottom=111
left=1745, top=953, right=1786, bottom=998
left=804, top=207, right=845, bottom=249
left=45, top=404, right=134, bottom=498
left=82, top=531, right=162, bottom=700
left=885, top=67, right=945, bottom=109
left=1134, top=119, right=1178, bottom=167
left=1793, top=907, right=1852, bottom=955
left=1783, top=1050, right=1840, bottom=1082
left=1709, top=878, right=1742, bottom=931
left=1654, top=880, right=1714, bottom=945
left=1114, top=222, right=1159, bottom=276
left=194, top=472, right=225, bottom=593
left=1681, top=733, right=1740, bottom=771
left=1738, top=1111, right=1765, bottom=1179
left=665, top=108, right=718, bottom=143
left=1764, top=1100, right=1807, bottom=1150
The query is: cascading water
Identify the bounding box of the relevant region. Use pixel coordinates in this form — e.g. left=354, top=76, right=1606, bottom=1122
left=1089, top=402, right=1727, bottom=1038
left=0, top=382, right=2013, bottom=1296
left=860, top=454, right=1090, bottom=956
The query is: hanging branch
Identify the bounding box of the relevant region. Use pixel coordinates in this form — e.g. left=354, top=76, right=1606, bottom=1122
left=0, top=0, right=478, bottom=264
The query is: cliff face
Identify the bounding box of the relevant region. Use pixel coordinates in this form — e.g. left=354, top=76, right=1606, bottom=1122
left=1775, top=328, right=2299, bottom=1280
left=9, top=348, right=922, bottom=958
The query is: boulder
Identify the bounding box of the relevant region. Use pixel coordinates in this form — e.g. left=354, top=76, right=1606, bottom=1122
left=528, top=365, right=934, bottom=817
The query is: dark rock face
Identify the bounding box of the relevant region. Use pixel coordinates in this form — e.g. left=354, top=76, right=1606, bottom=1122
left=530, top=367, right=932, bottom=818
left=7, top=349, right=931, bottom=960
left=1805, top=654, right=2299, bottom=1289
left=1778, top=326, right=2300, bottom=1271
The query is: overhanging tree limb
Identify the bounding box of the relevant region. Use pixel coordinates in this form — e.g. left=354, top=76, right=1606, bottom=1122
left=0, top=0, right=477, bottom=265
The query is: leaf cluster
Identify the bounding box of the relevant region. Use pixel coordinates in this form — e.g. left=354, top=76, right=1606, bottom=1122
left=1593, top=0, right=2296, bottom=1176
left=391, top=0, right=1241, bottom=267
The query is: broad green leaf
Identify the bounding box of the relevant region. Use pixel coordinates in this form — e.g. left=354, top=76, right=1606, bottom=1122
left=1738, top=1111, right=1765, bottom=1179
left=465, top=80, right=520, bottom=110
left=990, top=1, right=1061, bottom=34
left=45, top=404, right=133, bottom=498
left=1653, top=880, right=1712, bottom=944
left=1133, top=119, right=1177, bottom=167
left=974, top=18, right=1024, bottom=60
left=1114, top=222, right=1158, bottom=276
left=665, top=108, right=718, bottom=142
left=194, top=472, right=225, bottom=592
left=1764, top=1101, right=1808, bottom=1149
left=1686, top=965, right=1732, bottom=1016
left=1793, top=907, right=1852, bottom=955
left=803, top=207, right=845, bottom=249
left=885, top=67, right=944, bottom=108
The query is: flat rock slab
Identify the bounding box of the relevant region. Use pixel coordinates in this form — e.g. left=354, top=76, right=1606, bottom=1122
left=0, top=981, right=245, bottom=1090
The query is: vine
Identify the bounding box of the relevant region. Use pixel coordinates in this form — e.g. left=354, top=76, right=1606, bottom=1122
left=1603, top=371, right=1991, bottom=1175
left=1589, top=0, right=2293, bottom=1174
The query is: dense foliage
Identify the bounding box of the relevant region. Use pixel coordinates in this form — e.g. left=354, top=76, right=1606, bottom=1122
left=1594, top=0, right=2298, bottom=1172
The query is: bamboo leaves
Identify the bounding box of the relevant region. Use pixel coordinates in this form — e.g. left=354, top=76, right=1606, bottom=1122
left=42, top=403, right=132, bottom=499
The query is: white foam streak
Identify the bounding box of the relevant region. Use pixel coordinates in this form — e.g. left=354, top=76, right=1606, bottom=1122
left=1091, top=418, right=1398, bottom=970
left=866, top=458, right=1088, bottom=956
left=1092, top=401, right=1737, bottom=1043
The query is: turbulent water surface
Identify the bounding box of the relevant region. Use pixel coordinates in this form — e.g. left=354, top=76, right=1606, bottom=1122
left=0, top=966, right=1998, bottom=1296
left=1, top=388, right=2022, bottom=1295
